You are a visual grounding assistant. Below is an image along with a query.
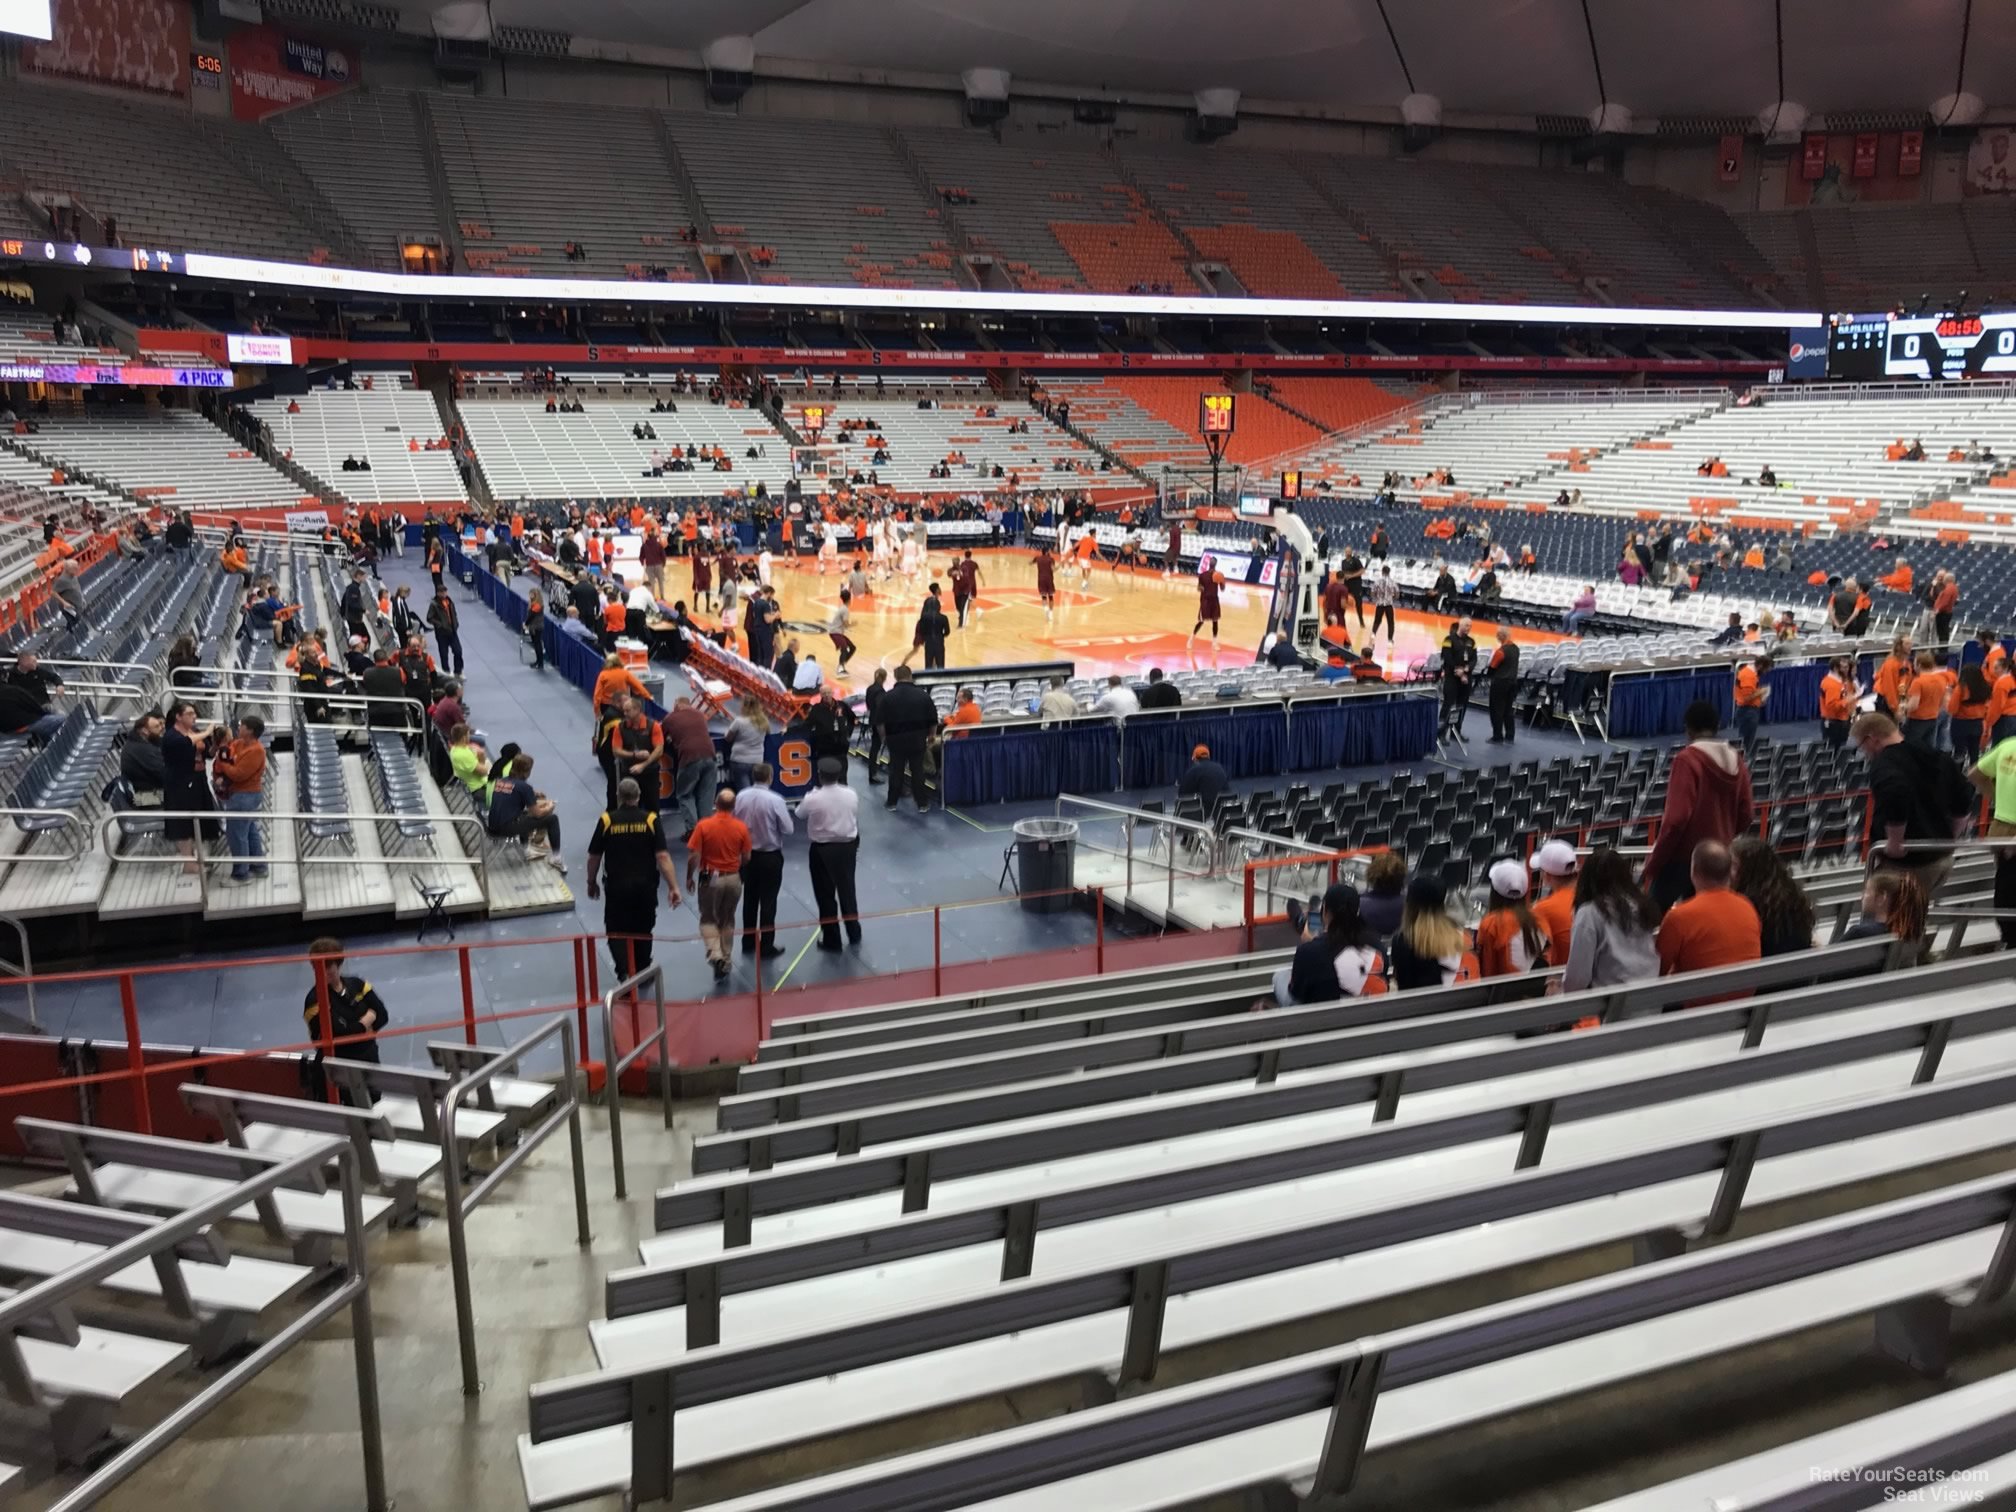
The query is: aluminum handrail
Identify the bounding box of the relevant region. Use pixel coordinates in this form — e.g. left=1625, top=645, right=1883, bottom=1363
left=0, top=809, right=91, bottom=863
left=1, top=1131, right=388, bottom=1512
left=440, top=1015, right=590, bottom=1396
left=1058, top=792, right=1220, bottom=915
left=599, top=961, right=674, bottom=1200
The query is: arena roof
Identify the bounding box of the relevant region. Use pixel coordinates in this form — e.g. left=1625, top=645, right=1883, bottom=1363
left=465, top=0, right=2008, bottom=120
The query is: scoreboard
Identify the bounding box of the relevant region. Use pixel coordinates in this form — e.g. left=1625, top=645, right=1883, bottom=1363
left=1827, top=309, right=2016, bottom=381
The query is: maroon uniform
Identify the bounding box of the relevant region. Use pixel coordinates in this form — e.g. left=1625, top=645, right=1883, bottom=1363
left=1035, top=551, right=1056, bottom=598
left=1197, top=568, right=1222, bottom=621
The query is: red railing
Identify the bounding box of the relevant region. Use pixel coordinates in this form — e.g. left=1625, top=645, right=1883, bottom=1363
left=0, top=883, right=1269, bottom=1150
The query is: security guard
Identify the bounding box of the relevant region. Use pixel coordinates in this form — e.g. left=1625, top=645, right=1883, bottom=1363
left=301, top=936, right=389, bottom=1104
left=586, top=777, right=684, bottom=982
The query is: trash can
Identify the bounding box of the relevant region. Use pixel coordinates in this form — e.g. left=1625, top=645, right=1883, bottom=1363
left=635, top=669, right=666, bottom=707
left=1013, top=818, right=1079, bottom=913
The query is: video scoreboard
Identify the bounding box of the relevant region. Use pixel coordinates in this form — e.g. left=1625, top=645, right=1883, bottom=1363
left=1827, top=309, right=2016, bottom=381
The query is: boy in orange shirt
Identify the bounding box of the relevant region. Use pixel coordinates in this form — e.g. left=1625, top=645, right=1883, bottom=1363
left=1527, top=840, right=1578, bottom=969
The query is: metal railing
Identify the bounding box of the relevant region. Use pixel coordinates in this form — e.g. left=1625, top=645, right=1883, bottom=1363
left=1056, top=792, right=1218, bottom=923
left=600, top=961, right=674, bottom=1200
left=2, top=1132, right=388, bottom=1512
left=440, top=1015, right=591, bottom=1397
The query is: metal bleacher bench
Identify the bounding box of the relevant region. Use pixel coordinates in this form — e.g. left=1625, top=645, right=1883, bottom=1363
left=321, top=1056, right=510, bottom=1158
left=1585, top=1365, right=2016, bottom=1510
left=517, top=1049, right=2016, bottom=1508
left=670, top=1168, right=2016, bottom=1512
left=8, top=1123, right=319, bottom=1363
left=511, top=950, right=2016, bottom=1508
left=692, top=938, right=1897, bottom=1171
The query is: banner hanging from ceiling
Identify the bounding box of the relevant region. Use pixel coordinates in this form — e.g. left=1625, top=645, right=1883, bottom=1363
left=228, top=23, right=358, bottom=122
left=26, top=0, right=187, bottom=94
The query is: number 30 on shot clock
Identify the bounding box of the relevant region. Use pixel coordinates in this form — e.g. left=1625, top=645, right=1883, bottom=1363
left=1200, top=392, right=1236, bottom=435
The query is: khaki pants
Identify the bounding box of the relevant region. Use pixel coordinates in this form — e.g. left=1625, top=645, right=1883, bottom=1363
left=697, top=874, right=743, bottom=964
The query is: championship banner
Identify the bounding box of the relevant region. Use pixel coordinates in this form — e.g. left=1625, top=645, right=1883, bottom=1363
left=229, top=23, right=358, bottom=122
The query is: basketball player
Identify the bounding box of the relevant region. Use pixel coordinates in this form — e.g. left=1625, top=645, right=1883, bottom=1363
left=1162, top=513, right=1184, bottom=576
left=1072, top=525, right=1102, bottom=588
left=756, top=543, right=775, bottom=590
left=869, top=514, right=893, bottom=580
left=1115, top=529, right=1145, bottom=588
left=817, top=518, right=840, bottom=576
left=1034, top=543, right=1058, bottom=622
left=1189, top=555, right=1225, bottom=646
left=897, top=523, right=922, bottom=583
left=947, top=549, right=983, bottom=628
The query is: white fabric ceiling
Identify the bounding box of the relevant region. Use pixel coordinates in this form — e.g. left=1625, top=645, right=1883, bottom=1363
left=472, top=0, right=2009, bottom=118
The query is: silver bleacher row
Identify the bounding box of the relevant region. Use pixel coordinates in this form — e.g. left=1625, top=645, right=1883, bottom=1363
left=0, top=1027, right=567, bottom=1508
left=513, top=859, right=2016, bottom=1511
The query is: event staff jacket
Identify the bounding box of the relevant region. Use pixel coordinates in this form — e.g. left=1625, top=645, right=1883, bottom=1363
left=590, top=806, right=666, bottom=891
left=302, top=974, right=389, bottom=1055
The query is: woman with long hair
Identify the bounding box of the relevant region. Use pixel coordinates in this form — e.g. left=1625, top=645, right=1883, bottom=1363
left=1731, top=836, right=1817, bottom=958
left=1269, top=883, right=1383, bottom=1007
left=1389, top=875, right=1466, bottom=992
left=523, top=589, right=547, bottom=671
left=1474, top=859, right=1549, bottom=978
left=1952, top=663, right=1994, bottom=766
left=723, top=697, right=771, bottom=791
left=1560, top=847, right=1659, bottom=994
left=1845, top=868, right=1929, bottom=965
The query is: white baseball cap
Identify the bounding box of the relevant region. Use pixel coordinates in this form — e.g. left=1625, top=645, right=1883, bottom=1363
left=1529, top=840, right=1580, bottom=878
left=1487, top=858, right=1528, bottom=898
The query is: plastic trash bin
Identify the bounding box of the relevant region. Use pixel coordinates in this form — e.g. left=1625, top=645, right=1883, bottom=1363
left=1013, top=818, right=1079, bottom=913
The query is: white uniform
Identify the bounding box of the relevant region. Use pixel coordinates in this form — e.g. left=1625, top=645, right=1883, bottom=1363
left=898, top=531, right=921, bottom=578
left=756, top=548, right=775, bottom=588
left=870, top=517, right=892, bottom=569
left=817, top=520, right=839, bottom=572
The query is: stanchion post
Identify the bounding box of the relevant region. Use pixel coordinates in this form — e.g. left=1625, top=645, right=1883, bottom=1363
left=1095, top=887, right=1105, bottom=975
left=459, top=945, right=477, bottom=1046
left=932, top=907, right=942, bottom=995
left=572, top=936, right=590, bottom=1058
left=118, top=972, right=150, bottom=1135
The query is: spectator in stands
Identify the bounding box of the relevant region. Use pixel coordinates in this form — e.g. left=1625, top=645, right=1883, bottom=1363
left=1476, top=860, right=1549, bottom=980
left=1177, top=743, right=1227, bottom=814
left=1933, top=571, right=1961, bottom=645
left=120, top=711, right=166, bottom=805
left=663, top=697, right=719, bottom=839
left=1430, top=561, right=1457, bottom=614
left=1389, top=876, right=1466, bottom=992
left=686, top=787, right=752, bottom=980
left=1733, top=655, right=1770, bottom=752
left=1037, top=674, right=1077, bottom=724
left=1270, top=883, right=1381, bottom=1007
left=1904, top=650, right=1950, bottom=746
left=792, top=653, right=824, bottom=695
left=431, top=681, right=470, bottom=746
left=427, top=585, right=464, bottom=675
left=1731, top=836, right=1816, bottom=958
left=880, top=666, right=939, bottom=813
left=1094, top=674, right=1140, bottom=722
left=1359, top=852, right=1407, bottom=942
left=1952, top=664, right=1995, bottom=766
left=560, top=606, right=597, bottom=646
left=447, top=724, right=491, bottom=806
left=302, top=939, right=388, bottom=1095
left=1757, top=463, right=1778, bottom=488
left=51, top=561, right=84, bottom=630
left=7, top=652, right=61, bottom=712
left=1711, top=612, right=1746, bottom=647
left=488, top=754, right=566, bottom=872
left=1526, top=841, right=1578, bottom=968
left=165, top=512, right=194, bottom=552
left=1819, top=655, right=1859, bottom=749
left=1656, top=840, right=1762, bottom=986
left=1855, top=711, right=1974, bottom=902
left=214, top=714, right=269, bottom=884
left=1559, top=847, right=1659, bottom=997
left=1560, top=584, right=1598, bottom=637
left=166, top=636, right=203, bottom=691
left=1842, top=868, right=1929, bottom=964
left=162, top=701, right=217, bottom=878
left=723, top=700, right=770, bottom=792
left=1643, top=701, right=1754, bottom=912
left=1137, top=667, right=1182, bottom=710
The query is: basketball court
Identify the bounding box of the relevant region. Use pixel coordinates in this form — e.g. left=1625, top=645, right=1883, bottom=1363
left=711, top=546, right=1573, bottom=686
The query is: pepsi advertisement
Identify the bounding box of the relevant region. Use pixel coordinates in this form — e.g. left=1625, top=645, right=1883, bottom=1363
left=1786, top=325, right=1828, bottom=380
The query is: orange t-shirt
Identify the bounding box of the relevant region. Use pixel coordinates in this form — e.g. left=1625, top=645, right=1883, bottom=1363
left=1531, top=886, right=1575, bottom=969
left=1733, top=665, right=1765, bottom=708
left=1909, top=668, right=1952, bottom=722
left=592, top=666, right=646, bottom=710
left=1656, top=888, right=1761, bottom=999
left=1952, top=677, right=1992, bottom=721
left=1874, top=656, right=1910, bottom=711
left=688, top=813, right=751, bottom=877
left=1819, top=673, right=1855, bottom=723
left=602, top=600, right=627, bottom=633
left=1987, top=672, right=2016, bottom=730
left=1074, top=533, right=1099, bottom=560
left=1474, top=908, right=1546, bottom=979
left=945, top=702, right=983, bottom=737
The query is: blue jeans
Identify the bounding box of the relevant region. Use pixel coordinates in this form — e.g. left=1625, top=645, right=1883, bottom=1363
left=1562, top=608, right=1591, bottom=634
left=672, top=756, right=718, bottom=835
left=26, top=712, right=62, bottom=741
left=223, top=790, right=266, bottom=877
left=1733, top=705, right=1761, bottom=749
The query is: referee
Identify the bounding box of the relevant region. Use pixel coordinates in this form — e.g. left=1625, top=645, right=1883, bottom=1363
left=585, top=778, right=683, bottom=984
